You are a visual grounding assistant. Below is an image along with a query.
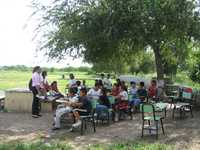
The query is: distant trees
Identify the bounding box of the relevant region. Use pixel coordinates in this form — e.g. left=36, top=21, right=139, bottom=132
left=0, top=65, right=92, bottom=73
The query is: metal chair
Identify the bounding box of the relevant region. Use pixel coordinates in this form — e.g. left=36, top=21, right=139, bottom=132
left=140, top=103, right=165, bottom=139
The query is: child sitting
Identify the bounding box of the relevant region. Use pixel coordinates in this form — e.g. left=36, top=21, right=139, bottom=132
left=87, top=83, right=101, bottom=100
left=137, top=82, right=148, bottom=102
left=71, top=88, right=92, bottom=128
left=113, top=85, right=129, bottom=121
left=129, top=81, right=141, bottom=113
left=52, top=88, right=78, bottom=130
left=50, top=81, right=64, bottom=98
left=148, top=80, right=158, bottom=99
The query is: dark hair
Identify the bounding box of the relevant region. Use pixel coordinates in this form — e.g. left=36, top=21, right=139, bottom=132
left=101, top=88, right=107, bottom=96
left=98, top=80, right=103, bottom=86
left=107, top=74, right=110, bottom=78
left=151, top=80, right=157, bottom=85
left=80, top=88, right=87, bottom=94
left=140, top=82, right=145, bottom=87
left=42, top=71, right=47, bottom=78
left=69, top=73, right=74, bottom=79
left=51, top=81, right=57, bottom=86
left=121, top=85, right=128, bottom=91
left=95, top=82, right=99, bottom=87
left=32, top=66, right=40, bottom=73
left=130, top=81, right=136, bottom=85
left=76, top=80, right=81, bottom=86
left=101, top=73, right=105, bottom=77
left=69, top=88, right=76, bottom=94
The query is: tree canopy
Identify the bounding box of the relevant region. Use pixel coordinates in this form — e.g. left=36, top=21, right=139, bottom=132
left=32, top=0, right=200, bottom=79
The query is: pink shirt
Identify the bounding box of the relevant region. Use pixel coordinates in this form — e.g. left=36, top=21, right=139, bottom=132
left=32, top=72, right=43, bottom=87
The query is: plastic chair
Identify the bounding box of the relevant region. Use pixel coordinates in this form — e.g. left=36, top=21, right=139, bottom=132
left=140, top=103, right=165, bottom=139
left=172, top=89, right=193, bottom=119
left=80, top=99, right=97, bottom=135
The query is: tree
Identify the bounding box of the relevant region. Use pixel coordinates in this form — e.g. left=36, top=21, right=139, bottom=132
left=32, top=0, right=200, bottom=80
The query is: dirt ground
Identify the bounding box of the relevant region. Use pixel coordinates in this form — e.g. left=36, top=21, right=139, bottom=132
left=0, top=108, right=200, bottom=150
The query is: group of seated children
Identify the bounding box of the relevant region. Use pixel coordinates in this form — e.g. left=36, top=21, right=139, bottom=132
left=52, top=75, right=160, bottom=130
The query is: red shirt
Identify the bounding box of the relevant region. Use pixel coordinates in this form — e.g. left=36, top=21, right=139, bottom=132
left=148, top=85, right=157, bottom=98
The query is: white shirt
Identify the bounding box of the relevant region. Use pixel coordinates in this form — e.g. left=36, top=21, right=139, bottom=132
left=129, top=87, right=137, bottom=95
left=119, top=91, right=128, bottom=101
left=87, top=88, right=101, bottom=100
left=69, top=96, right=79, bottom=103
left=32, top=72, right=43, bottom=87
left=104, top=78, right=112, bottom=89
left=68, top=79, right=77, bottom=87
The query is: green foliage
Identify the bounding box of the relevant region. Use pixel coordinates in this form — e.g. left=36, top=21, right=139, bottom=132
left=189, top=48, right=200, bottom=83
left=32, top=0, right=200, bottom=80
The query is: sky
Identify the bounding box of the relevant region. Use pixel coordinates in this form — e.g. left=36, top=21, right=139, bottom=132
left=0, top=0, right=87, bottom=68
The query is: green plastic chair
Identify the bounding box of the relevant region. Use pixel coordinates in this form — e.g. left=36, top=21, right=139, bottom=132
left=108, top=96, right=115, bottom=105
left=140, top=103, right=165, bottom=139
left=80, top=99, right=98, bottom=135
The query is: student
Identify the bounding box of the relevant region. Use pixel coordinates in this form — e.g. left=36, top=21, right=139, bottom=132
left=50, top=81, right=64, bottom=98
left=98, top=88, right=111, bottom=108
left=82, top=80, right=87, bottom=89
left=87, top=83, right=101, bottom=100
left=96, top=88, right=111, bottom=120
left=31, top=66, right=43, bottom=118
left=137, top=82, right=147, bottom=102
left=116, top=78, right=121, bottom=87
left=129, top=81, right=141, bottom=113
left=111, top=83, right=119, bottom=96
left=72, top=88, right=92, bottom=128
left=104, top=74, right=112, bottom=91
left=67, top=73, right=77, bottom=88
left=148, top=80, right=157, bottom=99
left=52, top=88, right=78, bottom=130
left=100, top=73, right=105, bottom=85
left=41, top=71, right=50, bottom=92
left=76, top=80, right=82, bottom=95
left=113, top=85, right=129, bottom=121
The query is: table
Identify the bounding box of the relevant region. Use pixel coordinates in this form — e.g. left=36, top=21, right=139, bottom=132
left=172, top=102, right=193, bottom=119
left=154, top=102, right=168, bottom=117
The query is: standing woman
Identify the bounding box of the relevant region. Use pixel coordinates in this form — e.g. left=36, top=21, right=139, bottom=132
left=31, top=66, right=42, bottom=118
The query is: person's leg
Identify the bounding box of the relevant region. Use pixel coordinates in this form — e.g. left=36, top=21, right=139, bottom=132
left=32, top=87, right=39, bottom=116
left=54, top=107, right=71, bottom=128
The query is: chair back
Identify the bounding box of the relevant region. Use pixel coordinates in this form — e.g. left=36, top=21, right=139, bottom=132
left=182, top=91, right=192, bottom=99
left=108, top=96, right=115, bottom=105
left=140, top=103, right=156, bottom=120
left=128, top=94, right=137, bottom=101
left=90, top=99, right=99, bottom=109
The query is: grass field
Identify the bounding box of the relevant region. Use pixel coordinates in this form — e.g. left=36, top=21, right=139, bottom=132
left=0, top=70, right=200, bottom=92
left=0, top=70, right=96, bottom=92
left=0, top=141, right=173, bottom=150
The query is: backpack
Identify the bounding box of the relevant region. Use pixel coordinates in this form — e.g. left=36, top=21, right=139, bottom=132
left=28, top=78, right=33, bottom=91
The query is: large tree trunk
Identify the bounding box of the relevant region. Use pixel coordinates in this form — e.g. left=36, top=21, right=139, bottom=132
left=153, top=46, right=164, bottom=80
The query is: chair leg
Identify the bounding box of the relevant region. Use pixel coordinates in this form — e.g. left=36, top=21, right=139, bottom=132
left=160, top=119, right=165, bottom=135
left=107, top=112, right=110, bottom=125
left=85, top=119, right=87, bottom=130
left=141, top=120, right=144, bottom=137
left=190, top=106, right=193, bottom=118
left=148, top=120, right=151, bottom=134
left=156, top=121, right=159, bottom=139
left=92, top=116, right=96, bottom=133
left=172, top=106, right=175, bottom=119
left=81, top=119, right=84, bottom=135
